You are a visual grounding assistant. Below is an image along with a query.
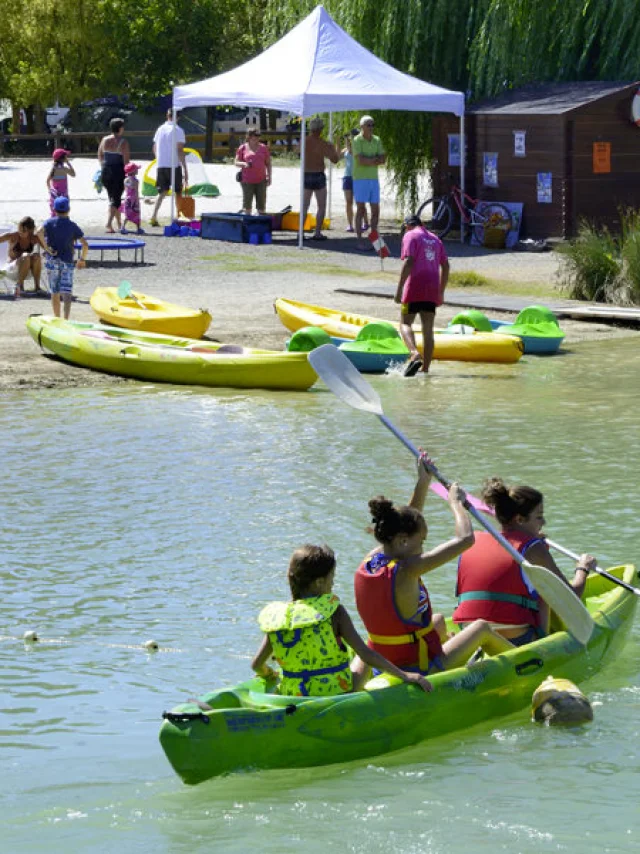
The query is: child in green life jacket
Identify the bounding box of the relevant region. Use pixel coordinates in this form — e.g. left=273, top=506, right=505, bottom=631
left=252, top=543, right=433, bottom=697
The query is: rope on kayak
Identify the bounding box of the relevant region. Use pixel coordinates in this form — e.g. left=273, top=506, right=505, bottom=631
left=162, top=710, right=210, bottom=725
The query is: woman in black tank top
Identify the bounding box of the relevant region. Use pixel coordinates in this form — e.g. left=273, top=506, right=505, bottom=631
left=98, top=117, right=130, bottom=232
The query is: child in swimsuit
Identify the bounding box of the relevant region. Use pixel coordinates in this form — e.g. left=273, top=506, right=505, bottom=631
left=47, top=149, right=75, bottom=216
left=122, top=163, right=144, bottom=234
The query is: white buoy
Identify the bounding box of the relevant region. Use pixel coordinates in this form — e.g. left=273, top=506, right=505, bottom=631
left=144, top=639, right=159, bottom=652
left=23, top=630, right=39, bottom=643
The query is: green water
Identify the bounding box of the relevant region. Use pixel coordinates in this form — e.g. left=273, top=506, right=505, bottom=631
left=1, top=339, right=639, bottom=853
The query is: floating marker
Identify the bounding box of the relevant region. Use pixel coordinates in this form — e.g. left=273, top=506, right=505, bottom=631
left=144, top=639, right=160, bottom=652
left=23, top=630, right=39, bottom=643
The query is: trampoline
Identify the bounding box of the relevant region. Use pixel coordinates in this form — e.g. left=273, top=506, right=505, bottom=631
left=75, top=237, right=146, bottom=265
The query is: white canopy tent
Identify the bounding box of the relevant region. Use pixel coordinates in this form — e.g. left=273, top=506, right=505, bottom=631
left=173, top=5, right=465, bottom=247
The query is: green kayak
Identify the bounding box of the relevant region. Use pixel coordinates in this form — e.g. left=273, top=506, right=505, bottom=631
left=159, top=565, right=637, bottom=784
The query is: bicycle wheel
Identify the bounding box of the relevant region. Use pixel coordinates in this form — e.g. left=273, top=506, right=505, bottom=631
left=473, top=202, right=513, bottom=245
left=416, top=196, right=453, bottom=238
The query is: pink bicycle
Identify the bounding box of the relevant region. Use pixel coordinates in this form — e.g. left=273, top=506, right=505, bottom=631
left=416, top=183, right=513, bottom=242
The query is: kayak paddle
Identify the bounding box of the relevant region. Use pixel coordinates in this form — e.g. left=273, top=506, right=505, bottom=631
left=428, top=481, right=640, bottom=596
left=117, top=280, right=146, bottom=310
left=308, top=343, right=594, bottom=644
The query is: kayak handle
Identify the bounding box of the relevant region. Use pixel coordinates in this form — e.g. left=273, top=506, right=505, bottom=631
left=515, top=658, right=544, bottom=676
left=162, top=710, right=210, bottom=725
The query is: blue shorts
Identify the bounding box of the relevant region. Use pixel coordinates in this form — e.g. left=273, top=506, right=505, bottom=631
left=342, top=176, right=353, bottom=192
left=46, top=257, right=75, bottom=294
left=353, top=178, right=380, bottom=205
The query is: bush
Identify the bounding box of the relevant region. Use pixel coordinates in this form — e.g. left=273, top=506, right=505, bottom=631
left=558, top=221, right=621, bottom=301
left=619, top=208, right=640, bottom=304
left=449, top=270, right=490, bottom=288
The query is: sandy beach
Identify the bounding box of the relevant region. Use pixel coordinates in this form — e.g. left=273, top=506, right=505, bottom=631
left=1, top=158, right=638, bottom=390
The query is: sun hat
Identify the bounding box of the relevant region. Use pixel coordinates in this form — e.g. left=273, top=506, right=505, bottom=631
left=359, top=115, right=374, bottom=127
left=124, top=162, right=140, bottom=175
left=309, top=117, right=324, bottom=130
left=53, top=195, right=70, bottom=213
left=52, top=148, right=71, bottom=161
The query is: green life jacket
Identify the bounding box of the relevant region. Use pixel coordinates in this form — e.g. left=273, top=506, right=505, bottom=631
left=258, top=594, right=352, bottom=697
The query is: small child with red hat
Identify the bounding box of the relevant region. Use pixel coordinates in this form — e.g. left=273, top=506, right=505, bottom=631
left=47, top=148, right=76, bottom=216
left=121, top=162, right=144, bottom=234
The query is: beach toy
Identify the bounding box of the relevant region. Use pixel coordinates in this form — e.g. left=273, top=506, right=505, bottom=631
left=449, top=309, right=494, bottom=333
left=287, top=326, right=332, bottom=352
left=142, top=148, right=220, bottom=198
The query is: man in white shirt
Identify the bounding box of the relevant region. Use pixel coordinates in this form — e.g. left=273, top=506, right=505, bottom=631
left=150, top=109, right=189, bottom=226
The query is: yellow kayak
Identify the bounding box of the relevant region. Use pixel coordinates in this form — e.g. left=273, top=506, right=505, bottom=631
left=274, top=298, right=524, bottom=363
left=90, top=287, right=212, bottom=339
left=27, top=316, right=317, bottom=391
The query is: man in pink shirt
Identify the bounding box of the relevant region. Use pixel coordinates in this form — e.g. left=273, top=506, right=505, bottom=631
left=394, top=214, right=449, bottom=375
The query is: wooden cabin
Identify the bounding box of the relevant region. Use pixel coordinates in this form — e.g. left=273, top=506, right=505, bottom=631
left=432, top=81, right=640, bottom=239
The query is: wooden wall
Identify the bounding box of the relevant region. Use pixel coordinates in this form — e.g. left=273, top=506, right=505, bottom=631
left=432, top=84, right=640, bottom=239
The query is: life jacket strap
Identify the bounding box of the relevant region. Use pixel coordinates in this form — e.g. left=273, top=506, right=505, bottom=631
left=281, top=660, right=350, bottom=697
left=457, top=590, right=539, bottom=611
left=368, top=622, right=434, bottom=672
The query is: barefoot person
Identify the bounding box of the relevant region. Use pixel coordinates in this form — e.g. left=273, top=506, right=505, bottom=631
left=0, top=216, right=48, bottom=298
left=42, top=197, right=88, bottom=319
left=150, top=109, right=188, bottom=227
left=301, top=117, right=339, bottom=241
left=98, top=118, right=130, bottom=233
left=352, top=455, right=513, bottom=685
left=395, top=214, right=449, bottom=375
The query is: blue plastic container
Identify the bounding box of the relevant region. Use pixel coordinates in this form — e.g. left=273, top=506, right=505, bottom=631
left=179, top=226, right=190, bottom=237
left=200, top=213, right=272, bottom=244
left=262, top=232, right=273, bottom=245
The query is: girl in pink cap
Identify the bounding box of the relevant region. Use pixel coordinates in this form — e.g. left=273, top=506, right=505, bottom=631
left=121, top=162, right=144, bottom=234
left=47, top=149, right=75, bottom=216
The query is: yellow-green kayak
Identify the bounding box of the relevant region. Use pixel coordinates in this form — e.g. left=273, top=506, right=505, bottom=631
left=27, top=316, right=317, bottom=391
left=160, top=564, right=637, bottom=784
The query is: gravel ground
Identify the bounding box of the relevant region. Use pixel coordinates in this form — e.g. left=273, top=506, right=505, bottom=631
left=1, top=159, right=637, bottom=390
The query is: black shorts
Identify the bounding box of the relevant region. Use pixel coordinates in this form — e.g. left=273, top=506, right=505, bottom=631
left=156, top=166, right=183, bottom=194
left=304, top=171, right=327, bottom=191
left=403, top=301, right=437, bottom=315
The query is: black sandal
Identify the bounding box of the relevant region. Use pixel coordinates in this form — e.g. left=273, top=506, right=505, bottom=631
left=403, top=357, right=423, bottom=377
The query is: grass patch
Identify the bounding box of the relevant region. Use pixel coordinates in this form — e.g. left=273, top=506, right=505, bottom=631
left=449, top=271, right=490, bottom=288
left=198, top=253, right=395, bottom=278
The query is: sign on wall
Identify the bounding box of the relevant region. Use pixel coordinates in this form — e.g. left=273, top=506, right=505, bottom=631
left=448, top=134, right=461, bottom=166
left=593, top=142, right=611, bottom=174
left=513, top=131, right=526, bottom=157
left=537, top=172, right=552, bottom=203
left=483, top=152, right=498, bottom=187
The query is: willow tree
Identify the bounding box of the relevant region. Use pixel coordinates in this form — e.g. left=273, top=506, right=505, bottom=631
left=470, top=0, right=640, bottom=98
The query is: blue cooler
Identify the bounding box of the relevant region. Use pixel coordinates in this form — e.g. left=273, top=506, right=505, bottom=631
left=201, top=213, right=272, bottom=243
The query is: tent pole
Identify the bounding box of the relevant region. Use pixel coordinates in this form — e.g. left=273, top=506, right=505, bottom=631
left=170, top=109, right=177, bottom=223
left=459, top=111, right=465, bottom=244
left=299, top=119, right=306, bottom=249
left=328, top=112, right=333, bottom=226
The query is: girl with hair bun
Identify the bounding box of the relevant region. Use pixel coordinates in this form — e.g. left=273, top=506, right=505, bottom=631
left=353, top=455, right=514, bottom=683
left=453, top=477, right=596, bottom=645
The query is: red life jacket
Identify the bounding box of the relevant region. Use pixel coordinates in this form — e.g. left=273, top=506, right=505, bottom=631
left=354, top=552, right=443, bottom=672
left=453, top=530, right=544, bottom=627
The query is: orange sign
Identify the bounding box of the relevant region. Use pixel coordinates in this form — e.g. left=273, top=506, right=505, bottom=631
left=593, top=142, right=611, bottom=174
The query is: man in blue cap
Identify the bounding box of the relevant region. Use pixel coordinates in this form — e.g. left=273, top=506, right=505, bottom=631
left=42, top=196, right=88, bottom=318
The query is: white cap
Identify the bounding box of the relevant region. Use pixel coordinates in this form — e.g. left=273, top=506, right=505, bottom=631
left=359, top=115, right=374, bottom=127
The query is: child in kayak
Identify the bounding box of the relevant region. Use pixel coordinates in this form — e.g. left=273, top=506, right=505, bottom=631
left=353, top=455, right=514, bottom=683
left=252, top=543, right=432, bottom=696
left=394, top=214, right=449, bottom=376
left=453, top=477, right=596, bottom=645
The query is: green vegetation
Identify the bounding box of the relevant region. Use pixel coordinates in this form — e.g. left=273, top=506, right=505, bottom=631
left=558, top=211, right=640, bottom=304
left=198, top=253, right=394, bottom=278
left=449, top=271, right=490, bottom=288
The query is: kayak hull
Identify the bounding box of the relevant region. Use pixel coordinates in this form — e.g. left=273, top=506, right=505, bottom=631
left=159, top=564, right=637, bottom=784
left=90, top=287, right=212, bottom=339
left=27, top=316, right=317, bottom=391
left=274, top=298, right=524, bottom=364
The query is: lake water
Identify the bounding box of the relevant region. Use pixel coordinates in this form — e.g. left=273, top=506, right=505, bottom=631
left=2, top=339, right=639, bottom=853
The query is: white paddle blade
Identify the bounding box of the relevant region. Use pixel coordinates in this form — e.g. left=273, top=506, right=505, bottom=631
left=308, top=344, right=383, bottom=415
left=523, top=561, right=594, bottom=645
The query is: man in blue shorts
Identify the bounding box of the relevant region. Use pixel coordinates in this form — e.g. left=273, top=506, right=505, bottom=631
left=352, top=115, right=386, bottom=249
left=42, top=196, right=88, bottom=319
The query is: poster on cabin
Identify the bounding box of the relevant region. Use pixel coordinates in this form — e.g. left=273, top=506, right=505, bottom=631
left=537, top=172, right=552, bottom=203
left=593, top=142, right=611, bottom=173
left=483, top=153, right=499, bottom=186
left=513, top=131, right=526, bottom=157
left=448, top=134, right=461, bottom=166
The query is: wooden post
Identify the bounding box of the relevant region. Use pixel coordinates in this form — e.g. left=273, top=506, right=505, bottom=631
left=205, top=107, right=214, bottom=161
